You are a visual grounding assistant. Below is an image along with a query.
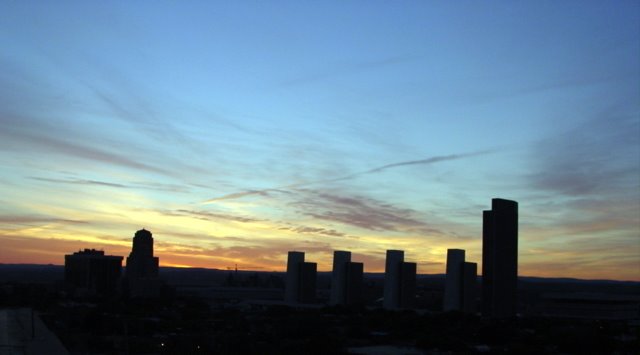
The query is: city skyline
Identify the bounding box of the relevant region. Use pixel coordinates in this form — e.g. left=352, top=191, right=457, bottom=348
left=0, top=2, right=639, bottom=281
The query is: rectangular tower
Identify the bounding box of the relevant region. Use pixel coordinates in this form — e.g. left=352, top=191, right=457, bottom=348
left=299, top=262, right=317, bottom=304
left=481, top=210, right=494, bottom=316
left=345, top=262, right=364, bottom=306
left=330, top=251, right=351, bottom=305
left=482, top=198, right=518, bottom=318
left=462, top=262, right=478, bottom=313
left=285, top=251, right=305, bottom=304
left=443, top=249, right=466, bottom=311
left=399, top=262, right=417, bottom=309
left=384, top=250, right=404, bottom=309
left=65, top=249, right=123, bottom=296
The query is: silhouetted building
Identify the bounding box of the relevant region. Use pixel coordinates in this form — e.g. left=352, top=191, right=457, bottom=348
left=444, top=249, right=478, bottom=313
left=482, top=198, right=518, bottom=318
left=384, top=250, right=416, bottom=309
left=462, top=262, right=478, bottom=313
left=126, top=229, right=159, bottom=278
left=384, top=250, right=403, bottom=309
left=299, top=262, right=317, bottom=303
left=331, top=251, right=351, bottom=305
left=285, top=251, right=304, bottom=303
left=330, top=251, right=363, bottom=306
left=125, top=228, right=161, bottom=298
left=345, top=262, right=364, bottom=305
left=285, top=251, right=317, bottom=304
left=444, top=249, right=465, bottom=311
left=399, top=262, right=417, bottom=309
left=65, top=248, right=122, bottom=295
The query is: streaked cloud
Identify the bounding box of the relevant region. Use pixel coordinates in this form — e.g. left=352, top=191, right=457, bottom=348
left=363, top=150, right=496, bottom=175
left=0, top=215, right=87, bottom=226
left=31, top=177, right=129, bottom=189
left=278, top=225, right=347, bottom=238
left=174, top=209, right=261, bottom=224
left=0, top=125, right=171, bottom=176
left=203, top=150, right=495, bottom=203
left=529, top=111, right=639, bottom=197
left=294, top=190, right=445, bottom=236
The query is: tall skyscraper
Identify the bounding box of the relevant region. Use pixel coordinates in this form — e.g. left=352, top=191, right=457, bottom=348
left=462, top=262, right=478, bottom=313
left=345, top=261, right=364, bottom=306
left=384, top=250, right=404, bottom=309
left=399, top=262, right=417, bottom=309
left=126, top=228, right=159, bottom=278
left=482, top=210, right=494, bottom=317
left=331, top=251, right=351, bottom=305
left=125, top=229, right=161, bottom=298
left=443, top=249, right=465, bottom=311
left=285, top=251, right=305, bottom=304
left=285, top=251, right=317, bottom=304
left=384, top=250, right=416, bottom=309
left=482, top=198, right=518, bottom=318
left=65, top=249, right=123, bottom=295
left=330, top=250, right=363, bottom=306
left=299, top=262, right=317, bottom=304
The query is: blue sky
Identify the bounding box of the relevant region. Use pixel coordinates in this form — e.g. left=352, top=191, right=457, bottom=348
left=1, top=1, right=638, bottom=280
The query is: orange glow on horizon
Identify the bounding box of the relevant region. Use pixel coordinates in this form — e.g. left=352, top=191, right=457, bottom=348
left=2, top=233, right=639, bottom=281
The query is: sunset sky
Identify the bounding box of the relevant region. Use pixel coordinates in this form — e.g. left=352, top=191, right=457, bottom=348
left=1, top=1, right=638, bottom=280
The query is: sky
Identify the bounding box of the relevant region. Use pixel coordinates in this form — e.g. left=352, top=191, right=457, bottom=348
left=0, top=1, right=638, bottom=280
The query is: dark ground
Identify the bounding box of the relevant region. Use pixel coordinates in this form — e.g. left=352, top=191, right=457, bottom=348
left=1, top=264, right=638, bottom=354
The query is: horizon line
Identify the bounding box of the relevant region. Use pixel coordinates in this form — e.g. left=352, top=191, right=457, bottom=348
left=2, top=263, right=639, bottom=283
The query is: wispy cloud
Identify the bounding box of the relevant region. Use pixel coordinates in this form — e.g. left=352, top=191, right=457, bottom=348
left=0, top=215, right=87, bottom=225
left=294, top=190, right=445, bottom=235
left=360, top=150, right=495, bottom=175
left=520, top=110, right=640, bottom=280
left=30, top=176, right=189, bottom=193
left=31, top=177, right=128, bottom=189
left=174, top=209, right=261, bottom=223
left=0, top=57, right=210, bottom=180
left=203, top=190, right=275, bottom=203
left=278, top=224, right=347, bottom=238
left=84, top=80, right=188, bottom=144
left=529, top=110, right=639, bottom=197
left=203, top=150, right=495, bottom=203
left=0, top=123, right=172, bottom=176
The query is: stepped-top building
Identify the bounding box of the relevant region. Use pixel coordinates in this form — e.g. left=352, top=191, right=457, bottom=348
left=126, top=228, right=161, bottom=297
left=330, top=250, right=364, bottom=306
left=285, top=251, right=317, bottom=304
left=383, top=250, right=416, bottom=309
left=443, top=249, right=477, bottom=313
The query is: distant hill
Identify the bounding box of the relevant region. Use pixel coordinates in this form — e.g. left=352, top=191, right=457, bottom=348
left=0, top=264, right=64, bottom=284
left=1, top=264, right=638, bottom=295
